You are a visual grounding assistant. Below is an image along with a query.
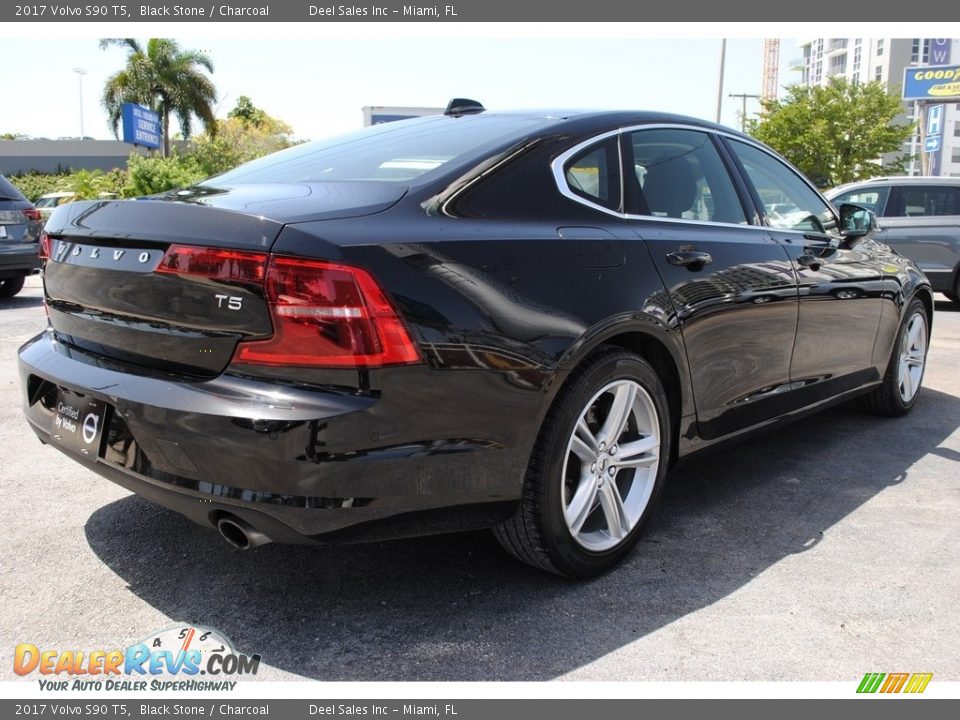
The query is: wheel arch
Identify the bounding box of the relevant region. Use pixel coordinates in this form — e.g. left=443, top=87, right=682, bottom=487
left=552, top=317, right=691, bottom=466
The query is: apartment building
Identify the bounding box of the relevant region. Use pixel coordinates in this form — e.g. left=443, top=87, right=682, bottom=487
left=797, top=38, right=959, bottom=176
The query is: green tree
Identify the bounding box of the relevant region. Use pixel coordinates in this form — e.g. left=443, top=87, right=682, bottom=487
left=227, top=95, right=270, bottom=127
left=100, top=38, right=217, bottom=158
left=747, top=78, right=914, bottom=187
left=192, top=97, right=295, bottom=177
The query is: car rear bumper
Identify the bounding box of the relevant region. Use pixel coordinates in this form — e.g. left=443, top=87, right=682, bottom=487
left=0, top=242, right=41, bottom=276
left=18, top=330, right=523, bottom=544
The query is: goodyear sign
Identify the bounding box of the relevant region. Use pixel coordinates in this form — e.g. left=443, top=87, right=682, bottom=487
left=903, top=65, right=960, bottom=101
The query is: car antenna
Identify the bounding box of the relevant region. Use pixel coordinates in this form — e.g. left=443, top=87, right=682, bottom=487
left=444, top=98, right=485, bottom=116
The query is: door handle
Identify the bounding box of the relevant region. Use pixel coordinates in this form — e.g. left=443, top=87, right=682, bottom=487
left=666, top=250, right=713, bottom=269
left=797, top=254, right=821, bottom=271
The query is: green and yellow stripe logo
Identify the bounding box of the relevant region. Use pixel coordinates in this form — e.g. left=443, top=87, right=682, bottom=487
left=857, top=672, right=932, bottom=694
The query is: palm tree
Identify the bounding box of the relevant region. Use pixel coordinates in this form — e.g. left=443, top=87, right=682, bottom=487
left=100, top=38, right=217, bottom=157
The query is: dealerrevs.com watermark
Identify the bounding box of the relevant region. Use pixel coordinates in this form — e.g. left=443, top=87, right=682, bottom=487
left=14, top=625, right=260, bottom=692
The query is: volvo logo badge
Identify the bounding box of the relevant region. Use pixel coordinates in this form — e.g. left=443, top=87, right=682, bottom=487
left=81, top=412, right=99, bottom=445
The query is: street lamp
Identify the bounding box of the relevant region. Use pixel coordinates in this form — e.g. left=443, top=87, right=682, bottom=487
left=73, top=67, right=87, bottom=139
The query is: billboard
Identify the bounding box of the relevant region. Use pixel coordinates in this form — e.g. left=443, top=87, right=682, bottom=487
left=902, top=64, right=960, bottom=101
left=120, top=103, right=161, bottom=149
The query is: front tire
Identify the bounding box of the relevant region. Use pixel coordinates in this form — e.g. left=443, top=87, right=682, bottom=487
left=0, top=276, right=26, bottom=298
left=860, top=297, right=929, bottom=416
left=493, top=348, right=671, bottom=578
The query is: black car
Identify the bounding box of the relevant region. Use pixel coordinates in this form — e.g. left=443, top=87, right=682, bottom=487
left=0, top=174, right=43, bottom=297
left=19, top=104, right=932, bottom=577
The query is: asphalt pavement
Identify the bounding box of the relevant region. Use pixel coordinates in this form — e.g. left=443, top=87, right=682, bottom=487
left=2, top=272, right=958, bottom=682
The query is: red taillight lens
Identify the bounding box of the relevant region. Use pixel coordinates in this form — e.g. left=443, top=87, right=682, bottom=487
left=233, top=256, right=420, bottom=368
left=38, top=233, right=52, bottom=260
left=23, top=208, right=42, bottom=222
left=157, top=245, right=267, bottom=283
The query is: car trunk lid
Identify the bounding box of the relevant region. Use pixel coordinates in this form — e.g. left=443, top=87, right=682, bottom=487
left=41, top=183, right=406, bottom=377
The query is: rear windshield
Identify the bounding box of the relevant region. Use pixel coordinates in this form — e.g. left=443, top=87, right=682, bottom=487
left=203, top=114, right=555, bottom=186
left=0, top=175, right=27, bottom=202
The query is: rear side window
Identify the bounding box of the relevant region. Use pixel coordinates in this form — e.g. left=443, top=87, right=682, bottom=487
left=563, top=137, right=621, bottom=211
left=627, top=128, right=747, bottom=224
left=887, top=185, right=960, bottom=217
left=830, top=187, right=890, bottom=214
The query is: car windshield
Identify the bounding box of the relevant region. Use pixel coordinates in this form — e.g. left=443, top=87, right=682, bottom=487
left=203, top=114, right=556, bottom=186
left=35, top=197, right=63, bottom=208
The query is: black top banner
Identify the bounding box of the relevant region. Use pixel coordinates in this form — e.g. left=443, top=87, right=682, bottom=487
left=1, top=0, right=945, bottom=22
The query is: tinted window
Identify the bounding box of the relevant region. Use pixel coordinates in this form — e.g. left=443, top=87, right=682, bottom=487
left=206, top=114, right=555, bottom=186
left=887, top=185, right=960, bottom=217
left=830, top=187, right=890, bottom=214
left=563, top=137, right=621, bottom=211
left=728, top=139, right=836, bottom=234
left=627, top=128, right=746, bottom=224
left=0, top=175, right=27, bottom=202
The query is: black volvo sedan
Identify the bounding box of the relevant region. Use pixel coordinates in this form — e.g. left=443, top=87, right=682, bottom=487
left=19, top=103, right=932, bottom=577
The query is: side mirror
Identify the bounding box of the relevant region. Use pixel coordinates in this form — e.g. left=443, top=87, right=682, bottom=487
left=838, top=203, right=877, bottom=238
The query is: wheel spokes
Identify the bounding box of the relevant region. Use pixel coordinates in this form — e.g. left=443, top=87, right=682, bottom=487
left=599, top=382, right=637, bottom=445
left=561, top=377, right=662, bottom=552
left=597, top=479, right=629, bottom=540
left=565, top=476, right=599, bottom=535
left=612, top=435, right=659, bottom=469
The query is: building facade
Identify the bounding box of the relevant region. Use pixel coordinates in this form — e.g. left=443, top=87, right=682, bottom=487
left=797, top=38, right=959, bottom=176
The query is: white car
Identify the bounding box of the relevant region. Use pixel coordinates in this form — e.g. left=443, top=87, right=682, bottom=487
left=34, top=192, right=77, bottom=222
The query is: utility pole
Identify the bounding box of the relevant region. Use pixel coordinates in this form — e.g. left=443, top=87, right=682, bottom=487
left=728, top=93, right=761, bottom=131
left=715, top=39, right=727, bottom=123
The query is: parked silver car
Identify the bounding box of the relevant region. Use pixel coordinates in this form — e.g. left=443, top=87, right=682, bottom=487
left=827, top=176, right=960, bottom=305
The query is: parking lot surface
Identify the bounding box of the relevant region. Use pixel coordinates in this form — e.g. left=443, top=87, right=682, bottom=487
left=2, top=273, right=958, bottom=682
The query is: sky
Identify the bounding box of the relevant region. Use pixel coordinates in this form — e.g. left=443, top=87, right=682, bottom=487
left=3, top=23, right=957, bottom=144
left=2, top=31, right=799, bottom=143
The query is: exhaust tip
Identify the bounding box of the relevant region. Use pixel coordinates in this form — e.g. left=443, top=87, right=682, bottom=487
left=216, top=515, right=272, bottom=550
left=217, top=518, right=251, bottom=549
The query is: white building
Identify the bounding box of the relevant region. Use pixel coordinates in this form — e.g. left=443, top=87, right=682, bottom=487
left=797, top=38, right=960, bottom=176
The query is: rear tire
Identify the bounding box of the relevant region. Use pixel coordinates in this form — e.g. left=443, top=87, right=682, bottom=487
left=493, top=348, right=671, bottom=578
left=860, top=297, right=929, bottom=416
left=0, top=276, right=26, bottom=298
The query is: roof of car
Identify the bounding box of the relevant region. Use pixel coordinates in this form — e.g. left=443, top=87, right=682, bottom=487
left=837, top=176, right=960, bottom=187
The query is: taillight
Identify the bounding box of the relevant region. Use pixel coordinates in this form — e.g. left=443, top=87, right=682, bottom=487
left=22, top=208, right=42, bottom=222
left=233, top=256, right=421, bottom=368
left=38, top=233, right=52, bottom=260
left=157, top=245, right=267, bottom=284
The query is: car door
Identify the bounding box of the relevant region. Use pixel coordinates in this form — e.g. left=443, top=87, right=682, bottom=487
left=622, top=127, right=799, bottom=440
left=723, top=138, right=886, bottom=396
left=876, top=183, right=960, bottom=295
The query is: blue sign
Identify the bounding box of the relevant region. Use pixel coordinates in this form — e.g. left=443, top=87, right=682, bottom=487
left=924, top=134, right=941, bottom=153
left=927, top=104, right=944, bottom=135
left=902, top=64, right=960, bottom=101
left=929, top=38, right=952, bottom=66
left=121, top=103, right=161, bottom=149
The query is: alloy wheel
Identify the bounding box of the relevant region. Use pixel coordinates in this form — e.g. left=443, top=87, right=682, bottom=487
left=898, top=311, right=927, bottom=403
left=561, top=379, right=660, bottom=551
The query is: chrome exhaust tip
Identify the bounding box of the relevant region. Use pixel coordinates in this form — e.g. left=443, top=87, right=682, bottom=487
left=216, top=516, right=272, bottom=550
